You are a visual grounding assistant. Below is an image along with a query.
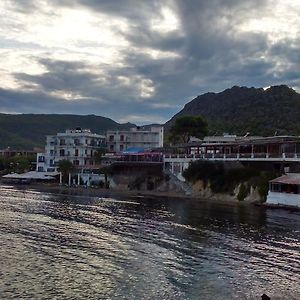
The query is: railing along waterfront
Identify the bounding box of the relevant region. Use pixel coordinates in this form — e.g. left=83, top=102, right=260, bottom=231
left=163, top=152, right=300, bottom=162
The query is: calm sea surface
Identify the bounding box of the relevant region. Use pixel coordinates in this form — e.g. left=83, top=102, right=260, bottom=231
left=0, top=185, right=299, bottom=300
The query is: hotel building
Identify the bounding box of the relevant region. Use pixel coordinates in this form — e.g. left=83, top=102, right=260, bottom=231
left=36, top=128, right=106, bottom=172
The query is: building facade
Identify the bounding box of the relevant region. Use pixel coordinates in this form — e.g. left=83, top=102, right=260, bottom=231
left=36, top=128, right=106, bottom=172
left=106, top=126, right=164, bottom=152
left=267, top=173, right=300, bottom=207
left=0, top=148, right=39, bottom=158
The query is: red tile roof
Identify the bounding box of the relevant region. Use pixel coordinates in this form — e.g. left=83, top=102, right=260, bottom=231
left=270, top=175, right=300, bottom=185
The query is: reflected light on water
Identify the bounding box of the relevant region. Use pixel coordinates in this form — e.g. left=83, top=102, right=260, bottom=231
left=0, top=186, right=299, bottom=299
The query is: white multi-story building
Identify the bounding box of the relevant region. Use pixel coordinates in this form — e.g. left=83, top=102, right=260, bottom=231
left=107, top=126, right=164, bottom=152
left=37, top=128, right=106, bottom=172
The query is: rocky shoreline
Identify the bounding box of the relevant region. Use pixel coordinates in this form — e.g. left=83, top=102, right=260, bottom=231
left=1, top=182, right=255, bottom=208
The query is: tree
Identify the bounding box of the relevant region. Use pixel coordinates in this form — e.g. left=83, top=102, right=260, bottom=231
left=94, top=148, right=107, bottom=164
left=57, top=159, right=75, bottom=183
left=169, top=115, right=208, bottom=144
left=5, top=155, right=36, bottom=173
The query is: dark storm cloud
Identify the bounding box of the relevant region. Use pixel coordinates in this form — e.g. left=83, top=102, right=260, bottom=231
left=0, top=86, right=170, bottom=124
left=15, top=59, right=99, bottom=96
left=57, top=0, right=280, bottom=101
left=53, top=0, right=161, bottom=20
left=12, top=57, right=179, bottom=121
left=2, top=0, right=300, bottom=123
left=9, top=0, right=38, bottom=13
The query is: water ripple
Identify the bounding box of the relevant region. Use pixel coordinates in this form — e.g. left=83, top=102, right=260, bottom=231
left=0, top=186, right=299, bottom=299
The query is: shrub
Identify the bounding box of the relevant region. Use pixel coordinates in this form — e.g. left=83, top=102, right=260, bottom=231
left=257, top=172, right=277, bottom=202
left=183, top=160, right=263, bottom=194
left=183, top=160, right=224, bottom=188
left=98, top=180, right=105, bottom=188
left=237, top=183, right=248, bottom=201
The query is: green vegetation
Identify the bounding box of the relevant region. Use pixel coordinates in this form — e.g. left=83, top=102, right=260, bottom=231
left=57, top=159, right=75, bottom=183
left=237, top=183, right=248, bottom=201
left=0, top=155, right=36, bottom=174
left=168, top=115, right=208, bottom=144
left=183, top=160, right=276, bottom=201
left=257, top=172, right=277, bottom=202
left=165, top=85, right=300, bottom=136
left=0, top=113, right=135, bottom=150
left=94, top=148, right=107, bottom=164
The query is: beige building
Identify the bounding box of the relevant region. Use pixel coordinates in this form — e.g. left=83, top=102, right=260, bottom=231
left=107, top=126, right=164, bottom=152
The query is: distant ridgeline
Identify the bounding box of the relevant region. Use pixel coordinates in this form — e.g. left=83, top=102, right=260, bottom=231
left=0, top=114, right=134, bottom=150
left=2, top=85, right=300, bottom=149
left=165, top=85, right=300, bottom=136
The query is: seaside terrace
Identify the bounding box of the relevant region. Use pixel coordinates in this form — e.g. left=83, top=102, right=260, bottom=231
left=164, top=136, right=300, bottom=162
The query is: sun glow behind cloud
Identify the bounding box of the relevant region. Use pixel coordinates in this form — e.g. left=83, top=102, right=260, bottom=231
left=151, top=6, right=181, bottom=33
left=0, top=3, right=129, bottom=62
left=1, top=0, right=300, bottom=123
left=238, top=0, right=300, bottom=43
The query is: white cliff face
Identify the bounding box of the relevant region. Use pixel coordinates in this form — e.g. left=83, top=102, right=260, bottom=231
left=191, top=180, right=262, bottom=203
left=244, top=186, right=260, bottom=202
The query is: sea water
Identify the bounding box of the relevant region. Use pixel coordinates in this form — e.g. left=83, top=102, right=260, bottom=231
left=0, top=185, right=299, bottom=299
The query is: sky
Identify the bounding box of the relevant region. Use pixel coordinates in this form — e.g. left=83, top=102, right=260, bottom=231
left=0, top=0, right=300, bottom=125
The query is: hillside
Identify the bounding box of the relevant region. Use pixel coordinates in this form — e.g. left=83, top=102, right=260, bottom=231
left=165, top=85, right=300, bottom=136
left=0, top=114, right=134, bottom=150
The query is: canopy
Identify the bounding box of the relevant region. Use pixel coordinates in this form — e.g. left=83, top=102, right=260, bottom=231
left=2, top=171, right=58, bottom=180
left=122, top=147, right=145, bottom=154
left=270, top=174, right=300, bottom=185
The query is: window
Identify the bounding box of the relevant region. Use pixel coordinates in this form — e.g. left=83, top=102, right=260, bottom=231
left=60, top=139, right=65, bottom=145
left=38, top=156, right=45, bottom=163
left=59, top=149, right=65, bottom=156
left=38, top=166, right=44, bottom=172
left=120, top=135, right=124, bottom=141
left=75, top=149, right=79, bottom=157
left=120, top=144, right=124, bottom=151
left=73, top=160, right=79, bottom=165
left=271, top=183, right=280, bottom=192
left=110, top=145, right=114, bottom=151
left=109, top=135, right=114, bottom=142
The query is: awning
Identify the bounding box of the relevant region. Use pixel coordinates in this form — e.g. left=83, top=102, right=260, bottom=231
left=2, top=171, right=58, bottom=180
left=122, top=147, right=145, bottom=154
left=270, top=175, right=300, bottom=185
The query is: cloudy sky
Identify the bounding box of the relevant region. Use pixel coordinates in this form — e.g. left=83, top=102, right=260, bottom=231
left=1, top=0, right=300, bottom=124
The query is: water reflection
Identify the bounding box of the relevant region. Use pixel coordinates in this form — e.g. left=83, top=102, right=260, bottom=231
left=0, top=186, right=299, bottom=299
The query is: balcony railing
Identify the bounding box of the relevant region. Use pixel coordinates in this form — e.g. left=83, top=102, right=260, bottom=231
left=164, top=153, right=300, bottom=161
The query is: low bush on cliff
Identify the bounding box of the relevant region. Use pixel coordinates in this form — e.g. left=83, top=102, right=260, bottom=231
left=183, top=160, right=263, bottom=194
left=182, top=160, right=224, bottom=188
left=237, top=183, right=249, bottom=201
left=257, top=172, right=277, bottom=202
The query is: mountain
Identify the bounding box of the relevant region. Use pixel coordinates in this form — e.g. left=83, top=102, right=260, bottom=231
left=165, top=85, right=300, bottom=136
left=0, top=114, right=135, bottom=150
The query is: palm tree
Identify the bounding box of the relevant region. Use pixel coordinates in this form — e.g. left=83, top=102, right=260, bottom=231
left=57, top=159, right=75, bottom=185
